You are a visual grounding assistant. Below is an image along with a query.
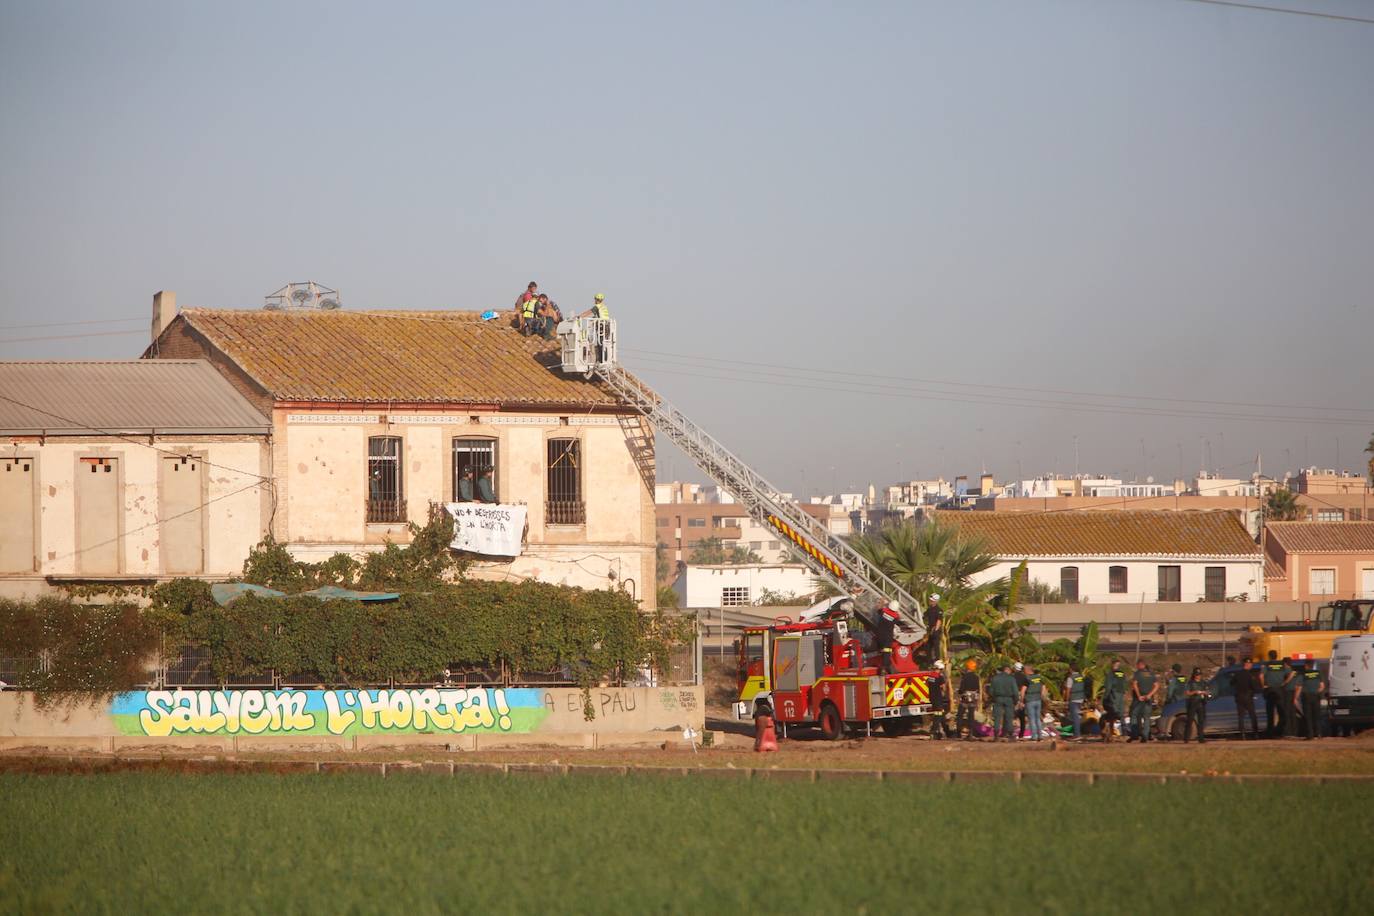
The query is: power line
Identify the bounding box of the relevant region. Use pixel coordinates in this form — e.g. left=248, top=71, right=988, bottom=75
left=48, top=480, right=265, bottom=564
left=621, top=346, right=1374, bottom=418
left=625, top=356, right=1372, bottom=428
left=0, top=328, right=148, bottom=345
left=1175, top=0, right=1374, bottom=25
left=0, top=317, right=144, bottom=332
left=0, top=392, right=273, bottom=483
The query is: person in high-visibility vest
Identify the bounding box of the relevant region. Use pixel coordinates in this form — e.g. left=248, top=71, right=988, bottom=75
left=514, top=281, right=538, bottom=334
left=579, top=292, right=610, bottom=320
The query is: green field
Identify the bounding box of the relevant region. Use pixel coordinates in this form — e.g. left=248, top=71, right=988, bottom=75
left=1, top=773, right=1368, bottom=915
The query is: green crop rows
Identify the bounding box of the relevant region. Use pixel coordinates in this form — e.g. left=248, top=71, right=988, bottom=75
left=1, top=774, right=1367, bottom=914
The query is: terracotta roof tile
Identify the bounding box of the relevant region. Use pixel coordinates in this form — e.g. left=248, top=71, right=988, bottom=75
left=1265, top=522, right=1374, bottom=554
left=169, top=309, right=621, bottom=408
left=935, top=510, right=1259, bottom=558
left=1264, top=556, right=1285, bottom=580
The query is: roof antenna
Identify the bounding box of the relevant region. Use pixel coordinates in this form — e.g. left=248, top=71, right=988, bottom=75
left=264, top=281, right=341, bottom=311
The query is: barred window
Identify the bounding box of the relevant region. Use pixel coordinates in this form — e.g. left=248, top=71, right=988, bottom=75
left=367, top=437, right=405, bottom=523
left=1109, top=565, right=1128, bottom=594
left=546, top=438, right=584, bottom=524
left=722, top=586, right=750, bottom=607
left=453, top=438, right=497, bottom=503
left=1205, top=566, right=1226, bottom=602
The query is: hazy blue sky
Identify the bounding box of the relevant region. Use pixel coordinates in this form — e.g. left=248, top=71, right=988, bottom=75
left=2, top=0, right=1371, bottom=496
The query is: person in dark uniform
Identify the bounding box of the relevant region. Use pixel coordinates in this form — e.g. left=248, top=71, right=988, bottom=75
left=1296, top=661, right=1325, bottom=740
left=1166, top=663, right=1187, bottom=708
left=928, top=660, right=950, bottom=740
left=923, top=594, right=945, bottom=665
left=956, top=659, right=980, bottom=740
left=1281, top=658, right=1300, bottom=737
left=989, top=663, right=1018, bottom=742
left=1064, top=662, right=1087, bottom=741
left=1261, top=650, right=1287, bottom=738
left=1183, top=667, right=1209, bottom=743
left=1128, top=661, right=1159, bottom=743
left=1231, top=658, right=1260, bottom=739
left=1100, top=658, right=1127, bottom=743
left=1013, top=662, right=1030, bottom=739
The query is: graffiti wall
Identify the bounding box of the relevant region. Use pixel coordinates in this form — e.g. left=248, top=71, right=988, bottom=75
left=0, top=686, right=703, bottom=740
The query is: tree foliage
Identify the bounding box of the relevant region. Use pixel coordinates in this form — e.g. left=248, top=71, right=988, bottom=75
left=1265, top=487, right=1301, bottom=521
left=687, top=537, right=761, bottom=565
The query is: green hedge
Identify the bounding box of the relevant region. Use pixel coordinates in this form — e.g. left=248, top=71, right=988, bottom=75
left=1, top=510, right=690, bottom=707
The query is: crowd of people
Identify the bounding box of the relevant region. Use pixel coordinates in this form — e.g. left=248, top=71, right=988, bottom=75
left=511, top=281, right=610, bottom=339
left=921, top=649, right=1330, bottom=744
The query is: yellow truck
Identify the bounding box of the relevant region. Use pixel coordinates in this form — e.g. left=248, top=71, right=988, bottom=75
left=1240, top=600, right=1374, bottom=661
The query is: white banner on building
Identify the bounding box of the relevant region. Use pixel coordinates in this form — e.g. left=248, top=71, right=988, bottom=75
left=444, top=503, right=526, bottom=557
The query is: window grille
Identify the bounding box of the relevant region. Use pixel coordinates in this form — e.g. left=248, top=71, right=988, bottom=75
left=721, top=586, right=750, bottom=607
left=546, top=438, right=584, bottom=524
left=1109, top=565, right=1128, bottom=594
left=452, top=438, right=497, bottom=503
left=1205, top=566, right=1226, bottom=602
left=367, top=436, right=405, bottom=522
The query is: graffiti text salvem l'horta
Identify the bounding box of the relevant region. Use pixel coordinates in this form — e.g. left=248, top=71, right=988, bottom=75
left=136, top=688, right=513, bottom=737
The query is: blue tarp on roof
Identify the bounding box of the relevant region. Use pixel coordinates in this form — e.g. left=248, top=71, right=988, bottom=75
left=211, top=583, right=401, bottom=606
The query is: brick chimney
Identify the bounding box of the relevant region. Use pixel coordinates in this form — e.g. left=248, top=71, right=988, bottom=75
left=151, top=290, right=177, bottom=347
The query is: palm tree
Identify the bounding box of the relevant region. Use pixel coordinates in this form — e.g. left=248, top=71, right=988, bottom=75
left=1266, top=487, right=1301, bottom=521
left=1365, top=432, right=1374, bottom=486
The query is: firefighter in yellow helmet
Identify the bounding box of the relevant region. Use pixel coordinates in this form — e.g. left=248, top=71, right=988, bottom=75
left=580, top=293, right=610, bottom=320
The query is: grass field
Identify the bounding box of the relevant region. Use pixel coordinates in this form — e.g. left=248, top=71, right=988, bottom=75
left=2, top=773, right=1368, bottom=915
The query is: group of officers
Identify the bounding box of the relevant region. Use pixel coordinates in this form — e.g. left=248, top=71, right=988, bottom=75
left=914, top=632, right=1327, bottom=744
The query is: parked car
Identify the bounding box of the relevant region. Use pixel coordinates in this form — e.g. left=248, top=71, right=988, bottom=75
left=1329, top=635, right=1374, bottom=734
left=1154, top=664, right=1329, bottom=740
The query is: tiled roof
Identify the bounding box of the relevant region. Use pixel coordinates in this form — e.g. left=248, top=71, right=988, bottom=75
left=1264, top=556, right=1285, bottom=580
left=0, top=361, right=270, bottom=434
left=165, top=309, right=621, bottom=408
left=1265, top=522, right=1374, bottom=554
left=935, top=510, right=1259, bottom=558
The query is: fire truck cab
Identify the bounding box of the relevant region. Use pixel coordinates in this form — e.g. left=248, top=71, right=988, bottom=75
left=732, top=613, right=939, bottom=740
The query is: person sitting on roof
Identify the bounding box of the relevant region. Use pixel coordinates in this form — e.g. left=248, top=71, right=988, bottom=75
left=536, top=294, right=562, bottom=340
left=514, top=281, right=538, bottom=335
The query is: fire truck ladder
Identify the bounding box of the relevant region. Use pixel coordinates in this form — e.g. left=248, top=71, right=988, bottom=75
left=560, top=320, right=923, bottom=632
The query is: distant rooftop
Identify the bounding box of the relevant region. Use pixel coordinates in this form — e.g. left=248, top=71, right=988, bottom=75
left=0, top=361, right=270, bottom=435
left=936, top=509, right=1260, bottom=558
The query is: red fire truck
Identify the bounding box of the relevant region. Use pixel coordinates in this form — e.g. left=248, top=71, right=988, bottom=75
left=731, top=609, right=939, bottom=739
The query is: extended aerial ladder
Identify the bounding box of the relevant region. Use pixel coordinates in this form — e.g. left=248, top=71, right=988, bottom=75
left=558, top=318, right=925, bottom=635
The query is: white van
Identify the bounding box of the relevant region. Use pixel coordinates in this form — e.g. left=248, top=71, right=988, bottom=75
left=1328, top=635, right=1374, bottom=732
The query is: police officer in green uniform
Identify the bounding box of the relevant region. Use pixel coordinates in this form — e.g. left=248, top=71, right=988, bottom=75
left=1281, top=658, right=1300, bottom=737
left=1021, top=664, right=1046, bottom=741
left=1166, top=663, right=1187, bottom=707
left=1261, top=650, right=1287, bottom=738
left=1296, top=661, right=1325, bottom=740
left=1128, top=660, right=1159, bottom=743
left=1064, top=663, right=1087, bottom=740
left=989, top=663, right=1019, bottom=741
left=1183, top=667, right=1210, bottom=743
left=1100, top=658, right=1128, bottom=743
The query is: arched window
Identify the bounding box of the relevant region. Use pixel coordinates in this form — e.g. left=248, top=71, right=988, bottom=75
left=1109, top=566, right=1128, bottom=594
left=1060, top=566, right=1079, bottom=603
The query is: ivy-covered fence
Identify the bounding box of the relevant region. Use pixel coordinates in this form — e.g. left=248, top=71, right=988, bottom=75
left=0, top=509, right=694, bottom=709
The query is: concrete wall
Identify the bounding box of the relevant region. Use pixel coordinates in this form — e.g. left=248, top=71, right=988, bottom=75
left=276, top=409, right=656, bottom=608
left=971, top=558, right=1264, bottom=604
left=0, top=686, right=703, bottom=747
left=675, top=564, right=817, bottom=608
left=0, top=436, right=270, bottom=599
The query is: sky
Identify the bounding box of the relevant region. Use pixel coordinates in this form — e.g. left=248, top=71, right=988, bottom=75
left=2, top=0, right=1371, bottom=497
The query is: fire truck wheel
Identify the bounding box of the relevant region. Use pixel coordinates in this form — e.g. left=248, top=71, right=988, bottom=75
left=880, top=718, right=914, bottom=737
left=818, top=703, right=845, bottom=741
